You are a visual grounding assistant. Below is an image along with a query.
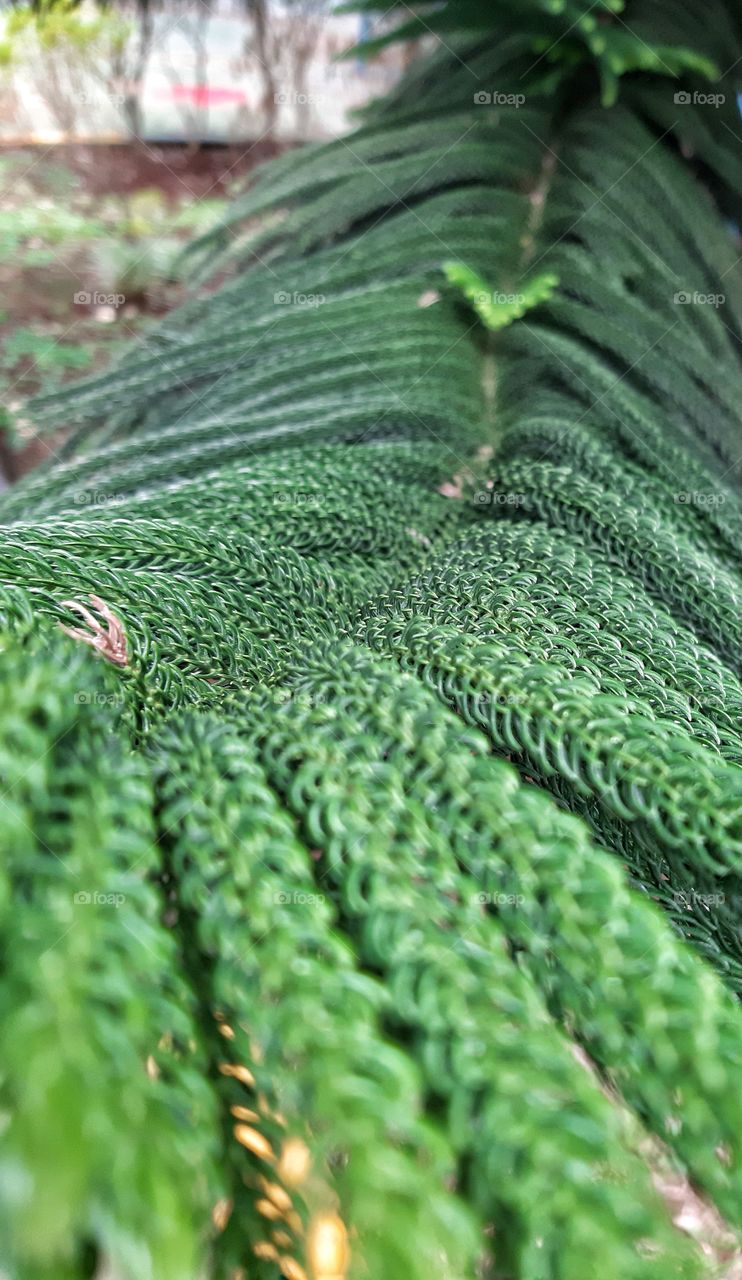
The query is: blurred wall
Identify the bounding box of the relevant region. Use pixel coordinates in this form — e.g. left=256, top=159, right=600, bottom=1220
left=0, top=1, right=406, bottom=143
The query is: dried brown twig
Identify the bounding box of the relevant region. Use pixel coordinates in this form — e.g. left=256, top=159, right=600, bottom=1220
left=59, top=593, right=128, bottom=668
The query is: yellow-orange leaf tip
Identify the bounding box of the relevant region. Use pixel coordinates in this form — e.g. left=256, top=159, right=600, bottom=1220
left=307, top=1212, right=350, bottom=1279
left=233, top=1125, right=275, bottom=1161
left=278, top=1137, right=311, bottom=1187
left=231, top=1104, right=260, bottom=1122
left=219, top=1062, right=256, bottom=1087
left=253, top=1242, right=279, bottom=1262
left=259, top=1177, right=293, bottom=1213
left=211, top=1198, right=233, bottom=1232
left=256, top=1198, right=283, bottom=1221
left=278, top=1259, right=308, bottom=1280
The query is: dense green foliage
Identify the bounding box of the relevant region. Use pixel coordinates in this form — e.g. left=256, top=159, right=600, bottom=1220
left=1, top=0, right=742, bottom=1276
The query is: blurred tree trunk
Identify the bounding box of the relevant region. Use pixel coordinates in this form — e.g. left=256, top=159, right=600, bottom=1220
left=244, top=0, right=278, bottom=136
left=121, top=0, right=154, bottom=138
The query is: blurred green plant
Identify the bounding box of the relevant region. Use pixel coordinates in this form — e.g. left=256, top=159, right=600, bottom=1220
left=0, top=157, right=229, bottom=405
left=0, top=0, right=129, bottom=60
left=0, top=327, right=94, bottom=410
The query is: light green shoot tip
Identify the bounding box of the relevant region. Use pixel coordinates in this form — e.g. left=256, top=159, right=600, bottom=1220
left=442, top=262, right=559, bottom=332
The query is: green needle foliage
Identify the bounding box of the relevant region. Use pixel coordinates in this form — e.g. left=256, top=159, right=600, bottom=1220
left=0, top=636, right=221, bottom=1279
left=342, top=0, right=722, bottom=104
left=0, top=0, right=742, bottom=1276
